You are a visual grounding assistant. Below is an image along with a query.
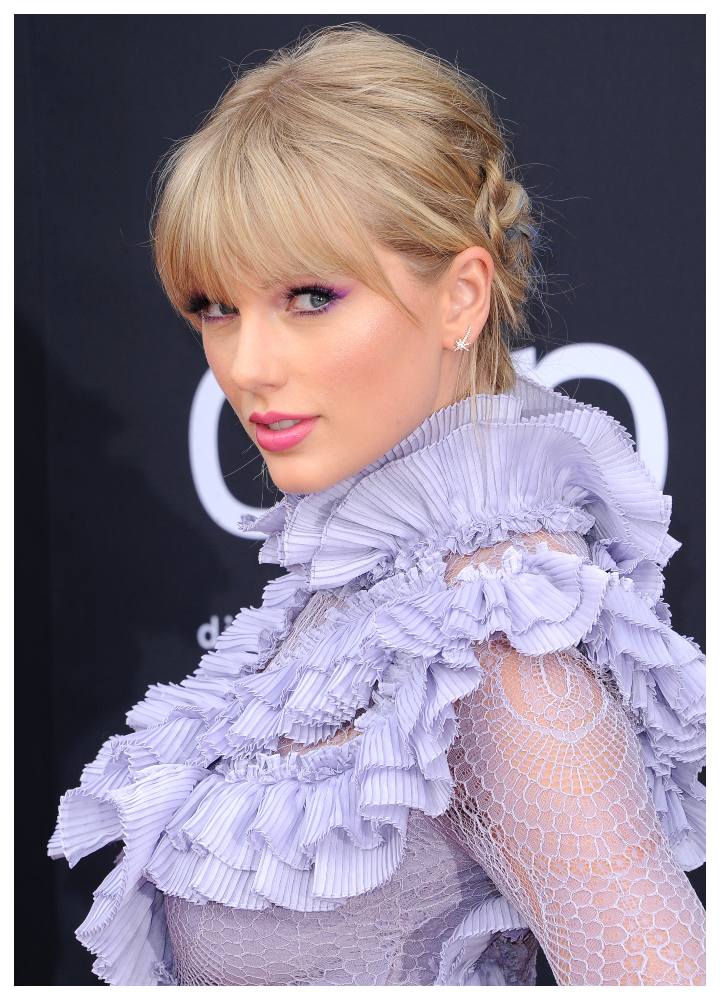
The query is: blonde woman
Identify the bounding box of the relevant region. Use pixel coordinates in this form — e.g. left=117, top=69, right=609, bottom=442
left=48, top=23, right=706, bottom=986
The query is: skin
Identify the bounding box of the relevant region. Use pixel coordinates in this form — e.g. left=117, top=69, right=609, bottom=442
left=190, top=240, right=494, bottom=495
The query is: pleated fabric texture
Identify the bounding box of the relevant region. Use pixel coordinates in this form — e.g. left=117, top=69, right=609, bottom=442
left=47, top=371, right=706, bottom=985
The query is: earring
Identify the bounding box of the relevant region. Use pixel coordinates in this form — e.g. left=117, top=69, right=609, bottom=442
left=454, top=325, right=472, bottom=352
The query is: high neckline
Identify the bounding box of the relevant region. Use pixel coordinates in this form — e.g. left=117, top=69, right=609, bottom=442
left=238, top=370, right=679, bottom=591
left=240, top=378, right=525, bottom=527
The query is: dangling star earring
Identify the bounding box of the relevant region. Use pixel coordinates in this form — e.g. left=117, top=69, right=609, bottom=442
left=454, top=325, right=472, bottom=352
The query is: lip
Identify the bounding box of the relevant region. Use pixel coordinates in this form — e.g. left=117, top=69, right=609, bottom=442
left=254, top=416, right=319, bottom=452
left=250, top=411, right=316, bottom=424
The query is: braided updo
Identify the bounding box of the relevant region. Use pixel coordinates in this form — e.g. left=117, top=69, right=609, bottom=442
left=151, top=22, right=547, bottom=399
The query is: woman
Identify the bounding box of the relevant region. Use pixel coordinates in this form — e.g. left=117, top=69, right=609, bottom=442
left=47, top=23, right=706, bottom=986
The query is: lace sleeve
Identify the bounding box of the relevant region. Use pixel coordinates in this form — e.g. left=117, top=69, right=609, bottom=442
left=440, top=531, right=706, bottom=986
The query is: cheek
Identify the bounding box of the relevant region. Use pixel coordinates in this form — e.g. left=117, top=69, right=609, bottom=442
left=202, top=335, right=234, bottom=392
left=319, top=312, right=405, bottom=395
left=201, top=332, right=220, bottom=370
left=322, top=318, right=433, bottom=442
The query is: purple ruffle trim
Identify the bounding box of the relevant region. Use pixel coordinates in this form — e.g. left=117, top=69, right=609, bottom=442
left=47, top=372, right=705, bottom=984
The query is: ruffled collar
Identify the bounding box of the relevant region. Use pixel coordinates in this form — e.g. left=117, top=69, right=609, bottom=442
left=238, top=370, right=679, bottom=589
left=47, top=365, right=704, bottom=986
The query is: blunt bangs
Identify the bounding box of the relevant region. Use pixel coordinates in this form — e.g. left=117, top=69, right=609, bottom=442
left=152, top=127, right=417, bottom=325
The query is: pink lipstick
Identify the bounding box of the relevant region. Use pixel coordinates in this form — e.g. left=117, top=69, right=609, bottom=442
left=252, top=415, right=319, bottom=452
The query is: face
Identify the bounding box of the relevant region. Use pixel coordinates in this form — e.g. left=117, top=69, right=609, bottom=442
left=189, top=240, right=493, bottom=495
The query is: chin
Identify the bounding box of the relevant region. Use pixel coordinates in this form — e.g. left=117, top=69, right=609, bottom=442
left=265, top=465, right=327, bottom=496
left=273, top=457, right=356, bottom=495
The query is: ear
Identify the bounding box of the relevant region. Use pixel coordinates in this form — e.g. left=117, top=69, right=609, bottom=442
left=437, top=246, right=494, bottom=351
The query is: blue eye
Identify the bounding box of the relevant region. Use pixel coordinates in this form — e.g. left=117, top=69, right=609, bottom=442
left=183, top=283, right=342, bottom=324
left=286, top=284, right=340, bottom=317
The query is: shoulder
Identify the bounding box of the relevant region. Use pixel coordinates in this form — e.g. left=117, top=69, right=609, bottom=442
left=450, top=634, right=622, bottom=753
left=445, top=635, right=652, bottom=850
left=441, top=528, right=631, bottom=754
left=442, top=528, right=590, bottom=587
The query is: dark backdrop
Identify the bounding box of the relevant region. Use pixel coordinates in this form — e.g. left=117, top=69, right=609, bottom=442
left=16, top=13, right=705, bottom=986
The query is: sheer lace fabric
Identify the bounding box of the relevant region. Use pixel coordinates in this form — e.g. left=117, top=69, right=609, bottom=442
left=439, top=531, right=706, bottom=985
left=164, top=529, right=704, bottom=985
left=165, top=809, right=538, bottom=985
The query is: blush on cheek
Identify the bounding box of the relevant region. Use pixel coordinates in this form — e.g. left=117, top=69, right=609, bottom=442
left=331, top=319, right=399, bottom=388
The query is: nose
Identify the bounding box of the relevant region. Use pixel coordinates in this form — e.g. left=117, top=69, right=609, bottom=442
left=228, top=312, right=285, bottom=393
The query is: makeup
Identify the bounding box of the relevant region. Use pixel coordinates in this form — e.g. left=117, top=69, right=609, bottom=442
left=255, top=416, right=319, bottom=452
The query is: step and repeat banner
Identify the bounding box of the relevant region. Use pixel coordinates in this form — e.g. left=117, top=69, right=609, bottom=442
left=16, top=14, right=705, bottom=986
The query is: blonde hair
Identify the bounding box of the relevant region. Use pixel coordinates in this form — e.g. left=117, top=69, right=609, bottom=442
left=150, top=22, right=547, bottom=402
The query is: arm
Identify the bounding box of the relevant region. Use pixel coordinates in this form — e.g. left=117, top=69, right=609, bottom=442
left=441, top=532, right=706, bottom=986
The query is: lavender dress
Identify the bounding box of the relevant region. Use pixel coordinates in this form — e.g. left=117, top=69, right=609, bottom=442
left=47, top=371, right=706, bottom=985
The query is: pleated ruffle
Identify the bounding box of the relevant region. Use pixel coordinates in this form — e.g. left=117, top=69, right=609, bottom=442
left=436, top=886, right=530, bottom=985
left=238, top=374, right=681, bottom=589
left=48, top=371, right=705, bottom=985
left=47, top=568, right=312, bottom=984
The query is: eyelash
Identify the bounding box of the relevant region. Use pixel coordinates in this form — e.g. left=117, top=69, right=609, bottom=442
left=187, top=284, right=340, bottom=324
